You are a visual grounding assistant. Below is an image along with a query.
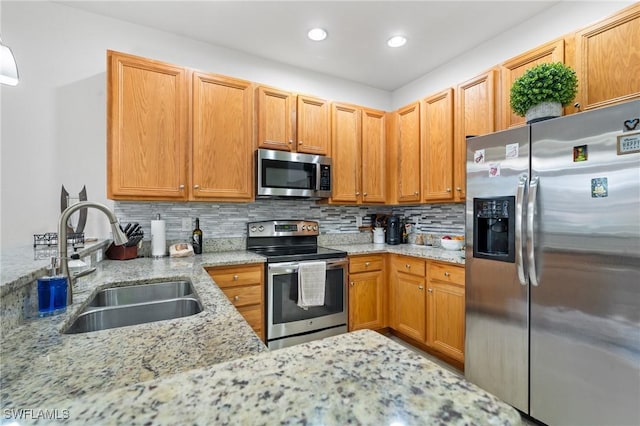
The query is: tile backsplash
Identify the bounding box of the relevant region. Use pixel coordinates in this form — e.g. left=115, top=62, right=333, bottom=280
left=114, top=200, right=465, bottom=242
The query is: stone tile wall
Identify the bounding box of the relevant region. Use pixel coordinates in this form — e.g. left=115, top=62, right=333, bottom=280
left=114, top=200, right=465, bottom=242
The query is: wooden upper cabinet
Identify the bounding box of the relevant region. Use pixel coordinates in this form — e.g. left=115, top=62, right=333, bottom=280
left=107, top=50, right=189, bottom=200
left=330, top=103, right=361, bottom=204
left=396, top=102, right=422, bottom=203
left=297, top=95, right=330, bottom=155
left=421, top=88, right=454, bottom=202
left=574, top=3, right=640, bottom=111
left=360, top=108, right=386, bottom=204
left=256, top=85, right=295, bottom=151
left=454, top=69, right=499, bottom=202
left=192, top=72, right=254, bottom=201
left=500, top=38, right=565, bottom=129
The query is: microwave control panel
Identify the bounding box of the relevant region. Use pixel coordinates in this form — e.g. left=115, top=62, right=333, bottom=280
left=319, top=165, right=331, bottom=191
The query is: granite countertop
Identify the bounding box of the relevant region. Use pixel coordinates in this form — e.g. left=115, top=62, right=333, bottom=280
left=0, top=243, right=514, bottom=425
left=39, top=330, right=520, bottom=426
left=324, top=242, right=466, bottom=265
left=1, top=251, right=268, bottom=409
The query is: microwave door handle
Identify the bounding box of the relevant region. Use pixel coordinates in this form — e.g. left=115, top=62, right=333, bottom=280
left=515, top=174, right=528, bottom=286
left=527, top=175, right=540, bottom=287
left=315, top=164, right=321, bottom=193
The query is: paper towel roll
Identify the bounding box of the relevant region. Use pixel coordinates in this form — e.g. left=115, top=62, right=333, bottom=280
left=151, top=219, right=166, bottom=257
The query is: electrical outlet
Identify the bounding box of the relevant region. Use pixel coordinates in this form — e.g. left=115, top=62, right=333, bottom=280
left=356, top=216, right=363, bottom=227
left=182, top=217, right=192, bottom=231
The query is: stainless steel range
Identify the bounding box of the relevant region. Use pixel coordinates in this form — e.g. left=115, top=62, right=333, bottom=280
left=246, top=220, right=348, bottom=349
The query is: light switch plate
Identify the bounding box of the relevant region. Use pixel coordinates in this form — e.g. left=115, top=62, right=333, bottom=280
left=182, top=217, right=192, bottom=231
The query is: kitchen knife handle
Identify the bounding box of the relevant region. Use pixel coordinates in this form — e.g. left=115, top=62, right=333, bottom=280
left=515, top=174, right=528, bottom=286
left=527, top=176, right=540, bottom=287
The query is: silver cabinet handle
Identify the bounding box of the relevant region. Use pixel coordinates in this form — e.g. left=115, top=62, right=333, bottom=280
left=355, top=191, right=360, bottom=196
left=405, top=264, right=411, bottom=269
left=363, top=192, right=367, bottom=196
left=179, top=184, right=185, bottom=189
left=446, top=188, right=451, bottom=192
left=233, top=295, right=240, bottom=301
left=233, top=274, right=239, bottom=281
left=428, top=288, right=433, bottom=293
left=298, top=141, right=303, bottom=145
left=444, top=271, right=450, bottom=277
left=350, top=281, right=355, bottom=287
left=418, top=285, right=424, bottom=290
left=288, top=140, right=293, bottom=145
left=527, top=175, right=540, bottom=287
left=456, top=187, right=462, bottom=192
left=414, top=191, right=419, bottom=196
left=194, top=184, right=200, bottom=189
left=364, top=262, right=370, bottom=267
left=516, top=174, right=528, bottom=286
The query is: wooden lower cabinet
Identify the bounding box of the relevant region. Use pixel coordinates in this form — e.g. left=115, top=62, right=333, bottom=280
left=207, top=263, right=265, bottom=341
left=389, top=255, right=427, bottom=341
left=426, top=261, right=466, bottom=362
left=388, top=254, right=466, bottom=365
left=348, top=255, right=385, bottom=331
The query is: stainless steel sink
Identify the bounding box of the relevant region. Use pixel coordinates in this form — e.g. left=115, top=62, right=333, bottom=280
left=65, top=298, right=202, bottom=334
left=87, top=280, right=194, bottom=308
left=63, top=280, right=202, bottom=334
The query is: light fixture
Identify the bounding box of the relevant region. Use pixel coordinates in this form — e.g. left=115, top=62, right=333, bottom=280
left=0, top=37, right=19, bottom=86
left=387, top=35, right=407, bottom=48
left=307, top=28, right=328, bottom=41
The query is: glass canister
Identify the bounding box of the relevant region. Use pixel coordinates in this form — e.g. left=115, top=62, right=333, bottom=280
left=37, top=276, right=68, bottom=317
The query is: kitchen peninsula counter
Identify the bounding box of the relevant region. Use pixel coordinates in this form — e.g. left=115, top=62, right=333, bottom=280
left=324, top=242, right=466, bottom=264
left=0, top=246, right=521, bottom=426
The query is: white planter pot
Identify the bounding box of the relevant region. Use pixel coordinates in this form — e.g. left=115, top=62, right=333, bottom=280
left=525, top=101, right=562, bottom=124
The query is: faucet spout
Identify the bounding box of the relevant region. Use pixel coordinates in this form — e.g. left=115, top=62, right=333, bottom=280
left=58, top=201, right=127, bottom=305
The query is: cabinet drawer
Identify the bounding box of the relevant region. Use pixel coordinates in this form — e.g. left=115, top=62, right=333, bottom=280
left=391, top=255, right=426, bottom=277
left=428, top=262, right=465, bottom=286
left=207, top=264, right=263, bottom=288
left=221, top=285, right=262, bottom=307
left=349, top=255, right=384, bottom=273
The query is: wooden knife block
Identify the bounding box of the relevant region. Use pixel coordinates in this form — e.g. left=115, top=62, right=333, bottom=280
left=105, top=243, right=137, bottom=260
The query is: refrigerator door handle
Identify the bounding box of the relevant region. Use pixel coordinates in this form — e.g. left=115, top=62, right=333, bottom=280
left=527, top=175, right=540, bottom=287
left=515, top=173, right=528, bottom=286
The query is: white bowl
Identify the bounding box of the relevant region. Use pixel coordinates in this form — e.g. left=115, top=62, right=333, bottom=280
left=440, top=238, right=464, bottom=251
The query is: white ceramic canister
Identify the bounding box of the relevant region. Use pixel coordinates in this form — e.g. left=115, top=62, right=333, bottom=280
left=373, top=228, right=385, bottom=244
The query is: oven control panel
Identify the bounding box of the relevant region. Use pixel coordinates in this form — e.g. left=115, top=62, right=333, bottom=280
left=247, top=220, right=319, bottom=237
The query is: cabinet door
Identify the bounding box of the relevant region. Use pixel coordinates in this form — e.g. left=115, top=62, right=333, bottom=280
left=107, top=51, right=188, bottom=200
left=422, top=88, right=454, bottom=202
left=256, top=86, right=295, bottom=151
left=361, top=108, right=386, bottom=204
left=395, top=272, right=426, bottom=342
left=427, top=281, right=465, bottom=362
left=192, top=72, right=254, bottom=201
left=455, top=69, right=498, bottom=202
left=575, top=4, right=640, bottom=111
left=501, top=39, right=565, bottom=129
left=297, top=95, right=330, bottom=155
left=349, top=270, right=384, bottom=331
left=396, top=102, right=421, bottom=203
left=331, top=103, right=361, bottom=203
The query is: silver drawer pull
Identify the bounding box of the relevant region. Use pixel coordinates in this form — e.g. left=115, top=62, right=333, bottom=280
left=405, top=264, right=411, bottom=269
left=444, top=271, right=450, bottom=277
left=233, top=274, right=239, bottom=281
left=364, top=262, right=370, bottom=267
left=233, top=295, right=240, bottom=301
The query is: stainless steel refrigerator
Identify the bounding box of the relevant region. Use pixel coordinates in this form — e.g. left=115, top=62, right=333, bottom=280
left=465, top=100, right=640, bottom=426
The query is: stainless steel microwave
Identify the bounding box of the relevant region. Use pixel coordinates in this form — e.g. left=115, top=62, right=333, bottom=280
left=256, top=149, right=332, bottom=199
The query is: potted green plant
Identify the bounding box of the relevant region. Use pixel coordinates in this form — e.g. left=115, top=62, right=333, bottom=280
left=510, top=62, right=578, bottom=124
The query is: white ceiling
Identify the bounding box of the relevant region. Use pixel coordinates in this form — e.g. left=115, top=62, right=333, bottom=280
left=58, top=1, right=559, bottom=91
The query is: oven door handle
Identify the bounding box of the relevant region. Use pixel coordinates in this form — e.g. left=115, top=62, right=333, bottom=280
left=268, top=258, right=348, bottom=275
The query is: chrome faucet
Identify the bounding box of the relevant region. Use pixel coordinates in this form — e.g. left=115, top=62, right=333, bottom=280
left=58, top=201, right=128, bottom=305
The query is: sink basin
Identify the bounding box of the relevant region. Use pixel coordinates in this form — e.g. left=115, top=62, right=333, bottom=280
left=87, top=280, right=194, bottom=308
left=64, top=298, right=202, bottom=334
left=63, top=280, right=202, bottom=334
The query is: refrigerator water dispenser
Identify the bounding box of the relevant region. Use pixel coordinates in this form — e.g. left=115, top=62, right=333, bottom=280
left=473, top=196, right=515, bottom=263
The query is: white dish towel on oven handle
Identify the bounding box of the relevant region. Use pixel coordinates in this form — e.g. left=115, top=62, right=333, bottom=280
left=297, top=261, right=326, bottom=309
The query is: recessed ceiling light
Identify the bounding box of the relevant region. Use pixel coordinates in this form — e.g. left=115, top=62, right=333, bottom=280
left=387, top=35, right=407, bottom=48
left=308, top=28, right=328, bottom=41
